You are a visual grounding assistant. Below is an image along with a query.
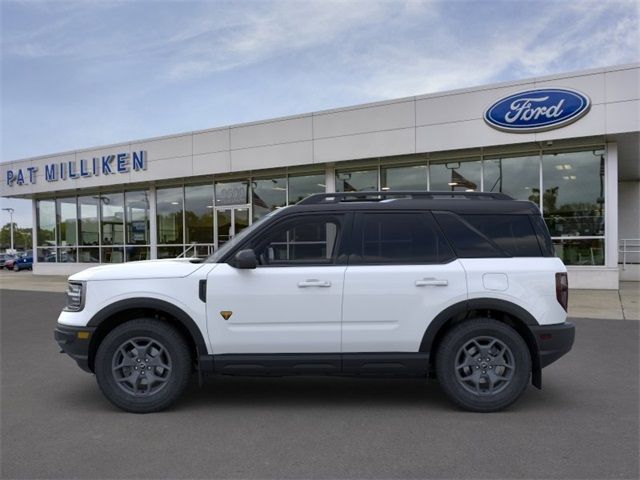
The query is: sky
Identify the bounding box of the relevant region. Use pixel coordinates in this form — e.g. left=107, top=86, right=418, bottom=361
left=1, top=0, right=639, bottom=227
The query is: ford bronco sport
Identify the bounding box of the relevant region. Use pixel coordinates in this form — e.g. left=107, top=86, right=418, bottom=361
left=55, top=191, right=574, bottom=413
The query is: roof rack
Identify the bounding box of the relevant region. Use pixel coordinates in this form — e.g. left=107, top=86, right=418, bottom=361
left=297, top=191, right=513, bottom=205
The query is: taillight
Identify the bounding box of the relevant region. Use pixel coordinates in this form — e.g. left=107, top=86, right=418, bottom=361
left=555, top=272, right=568, bottom=312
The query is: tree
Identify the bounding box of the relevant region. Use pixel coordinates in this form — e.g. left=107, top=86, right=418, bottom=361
left=0, top=223, right=32, bottom=251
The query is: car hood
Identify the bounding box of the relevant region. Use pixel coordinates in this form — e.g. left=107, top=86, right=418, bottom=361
left=69, top=258, right=208, bottom=281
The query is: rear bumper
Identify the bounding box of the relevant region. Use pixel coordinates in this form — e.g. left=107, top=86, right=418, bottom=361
left=530, top=322, right=575, bottom=368
left=54, top=324, right=96, bottom=373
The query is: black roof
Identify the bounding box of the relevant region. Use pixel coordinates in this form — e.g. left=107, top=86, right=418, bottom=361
left=287, top=191, right=540, bottom=215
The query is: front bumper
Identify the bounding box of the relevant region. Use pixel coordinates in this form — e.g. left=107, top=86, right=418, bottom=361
left=54, top=324, right=96, bottom=373
left=530, top=321, right=575, bottom=368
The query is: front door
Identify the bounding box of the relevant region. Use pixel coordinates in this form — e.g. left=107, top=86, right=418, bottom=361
left=207, top=213, right=349, bottom=354
left=216, top=206, right=250, bottom=248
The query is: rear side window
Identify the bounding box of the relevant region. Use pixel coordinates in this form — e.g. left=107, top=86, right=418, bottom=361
left=354, top=212, right=454, bottom=264
left=530, top=214, right=556, bottom=257
left=433, top=212, right=504, bottom=258
left=462, top=215, right=542, bottom=257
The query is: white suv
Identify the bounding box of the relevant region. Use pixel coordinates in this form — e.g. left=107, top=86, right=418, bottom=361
left=55, top=191, right=575, bottom=413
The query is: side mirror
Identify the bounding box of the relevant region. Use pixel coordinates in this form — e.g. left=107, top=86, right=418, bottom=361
left=234, top=249, right=257, bottom=269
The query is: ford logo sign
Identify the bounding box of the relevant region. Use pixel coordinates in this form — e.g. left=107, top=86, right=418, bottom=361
left=484, top=88, right=591, bottom=133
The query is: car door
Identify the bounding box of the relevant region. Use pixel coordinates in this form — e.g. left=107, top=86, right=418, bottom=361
left=342, top=211, right=467, bottom=353
left=206, top=212, right=350, bottom=354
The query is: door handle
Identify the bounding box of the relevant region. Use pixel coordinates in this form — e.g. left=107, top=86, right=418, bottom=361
left=415, top=278, right=448, bottom=287
left=297, top=279, right=332, bottom=288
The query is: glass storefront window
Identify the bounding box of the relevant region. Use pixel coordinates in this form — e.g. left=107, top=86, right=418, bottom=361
left=381, top=164, right=428, bottom=190
left=430, top=159, right=481, bottom=191
left=553, top=238, right=605, bottom=266
left=125, top=246, right=150, bottom=262
left=542, top=150, right=605, bottom=237
left=78, top=247, right=100, bottom=263
left=288, top=173, right=325, bottom=204
left=157, top=187, right=183, bottom=245
left=58, top=246, right=77, bottom=263
left=36, top=200, right=56, bottom=247
left=483, top=155, right=540, bottom=202
left=78, top=196, right=100, bottom=246
left=101, top=246, right=124, bottom=263
left=336, top=169, right=378, bottom=192
left=215, top=180, right=249, bottom=206
left=125, top=191, right=150, bottom=245
left=56, top=197, right=77, bottom=247
left=252, top=177, right=286, bottom=221
left=29, top=147, right=608, bottom=269
left=185, top=184, right=214, bottom=244
left=101, top=193, right=124, bottom=245
left=157, top=246, right=184, bottom=259
left=37, top=246, right=56, bottom=262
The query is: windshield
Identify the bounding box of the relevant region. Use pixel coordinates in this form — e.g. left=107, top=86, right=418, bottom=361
left=206, top=207, right=288, bottom=263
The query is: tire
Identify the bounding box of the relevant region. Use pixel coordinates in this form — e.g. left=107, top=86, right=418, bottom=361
left=435, top=318, right=531, bottom=412
left=13, top=263, right=19, bottom=272
left=95, top=318, right=192, bottom=413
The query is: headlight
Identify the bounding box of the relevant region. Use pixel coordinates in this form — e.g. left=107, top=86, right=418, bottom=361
left=64, top=281, right=85, bottom=312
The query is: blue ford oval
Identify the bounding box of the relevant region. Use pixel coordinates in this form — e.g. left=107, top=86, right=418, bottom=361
left=484, top=88, right=591, bottom=132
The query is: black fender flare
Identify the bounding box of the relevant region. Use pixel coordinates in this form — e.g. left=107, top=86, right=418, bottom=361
left=87, top=297, right=208, bottom=357
left=419, top=298, right=542, bottom=387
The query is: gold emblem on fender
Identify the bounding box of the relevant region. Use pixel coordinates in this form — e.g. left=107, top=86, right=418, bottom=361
left=220, top=311, right=233, bottom=320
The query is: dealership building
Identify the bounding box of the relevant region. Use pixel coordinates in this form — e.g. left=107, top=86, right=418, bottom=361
left=1, top=63, right=638, bottom=289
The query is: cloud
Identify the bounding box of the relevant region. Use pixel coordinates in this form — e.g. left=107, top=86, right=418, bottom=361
left=350, top=0, right=640, bottom=100
left=1, top=0, right=638, bottom=163
left=4, top=0, right=636, bottom=92
left=163, top=0, right=402, bottom=80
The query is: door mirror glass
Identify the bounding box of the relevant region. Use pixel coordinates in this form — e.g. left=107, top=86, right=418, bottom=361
left=234, top=249, right=257, bottom=269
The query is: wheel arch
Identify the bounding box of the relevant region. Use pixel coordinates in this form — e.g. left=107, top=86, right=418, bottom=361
left=86, top=298, right=208, bottom=373
left=420, top=299, right=542, bottom=388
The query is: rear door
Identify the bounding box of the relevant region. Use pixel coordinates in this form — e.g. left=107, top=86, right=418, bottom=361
left=341, top=211, right=467, bottom=353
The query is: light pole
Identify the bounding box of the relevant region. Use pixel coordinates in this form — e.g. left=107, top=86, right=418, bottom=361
left=2, top=207, right=15, bottom=252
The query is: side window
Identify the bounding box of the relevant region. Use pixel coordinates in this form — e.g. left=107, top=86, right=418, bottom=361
left=461, top=214, right=542, bottom=257
left=433, top=211, right=505, bottom=258
left=355, top=212, right=454, bottom=264
left=254, top=215, right=342, bottom=266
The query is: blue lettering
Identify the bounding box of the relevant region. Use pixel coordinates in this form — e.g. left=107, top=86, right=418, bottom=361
left=102, top=155, right=113, bottom=175
left=117, top=153, right=129, bottom=173
left=92, top=158, right=99, bottom=176
left=132, top=151, right=146, bottom=171
left=6, top=170, right=15, bottom=186
left=80, top=159, right=90, bottom=177
left=45, top=164, right=58, bottom=182
left=16, top=169, right=24, bottom=185
left=68, top=161, right=79, bottom=179
left=27, top=167, right=37, bottom=183
left=60, top=162, right=67, bottom=180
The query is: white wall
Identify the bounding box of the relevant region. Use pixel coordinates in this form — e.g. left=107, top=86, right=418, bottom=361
left=2, top=64, right=639, bottom=198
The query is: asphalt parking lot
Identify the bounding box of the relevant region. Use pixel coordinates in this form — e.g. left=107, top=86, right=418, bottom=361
left=1, top=289, right=638, bottom=479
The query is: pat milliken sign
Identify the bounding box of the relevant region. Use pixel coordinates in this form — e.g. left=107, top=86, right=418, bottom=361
left=484, top=88, right=591, bottom=133
left=6, top=151, right=147, bottom=187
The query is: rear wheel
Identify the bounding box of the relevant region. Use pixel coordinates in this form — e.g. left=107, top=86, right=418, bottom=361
left=95, top=319, right=192, bottom=413
left=435, top=318, right=531, bottom=412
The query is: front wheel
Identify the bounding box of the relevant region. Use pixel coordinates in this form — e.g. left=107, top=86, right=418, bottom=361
left=435, top=318, right=531, bottom=412
left=95, top=319, right=192, bottom=413
left=13, top=263, right=19, bottom=272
